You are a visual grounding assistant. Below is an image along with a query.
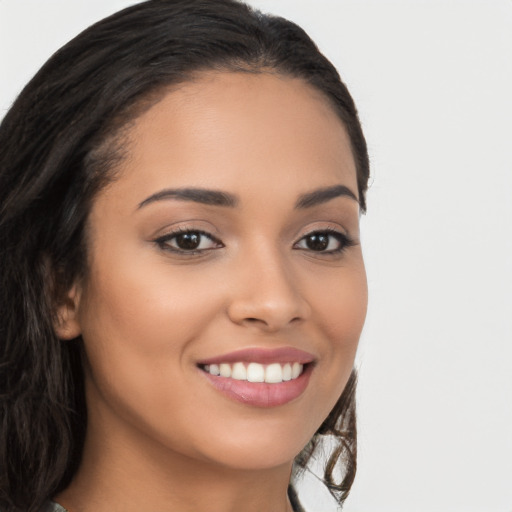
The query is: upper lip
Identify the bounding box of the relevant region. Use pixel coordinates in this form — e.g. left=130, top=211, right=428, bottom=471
left=197, top=347, right=316, bottom=366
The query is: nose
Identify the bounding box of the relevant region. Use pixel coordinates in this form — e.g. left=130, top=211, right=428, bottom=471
left=226, top=247, right=311, bottom=332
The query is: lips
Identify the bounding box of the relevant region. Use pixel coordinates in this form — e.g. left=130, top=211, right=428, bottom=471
left=197, top=347, right=315, bottom=407
left=197, top=346, right=315, bottom=365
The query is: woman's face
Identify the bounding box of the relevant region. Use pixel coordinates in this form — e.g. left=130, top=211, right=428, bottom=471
left=67, top=71, right=367, bottom=471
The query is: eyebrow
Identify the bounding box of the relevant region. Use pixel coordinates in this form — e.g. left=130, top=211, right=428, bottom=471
left=295, top=185, right=358, bottom=209
left=137, top=187, right=238, bottom=209
left=137, top=184, right=358, bottom=210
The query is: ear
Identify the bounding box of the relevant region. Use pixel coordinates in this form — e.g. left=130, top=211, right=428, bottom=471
left=54, top=283, right=83, bottom=340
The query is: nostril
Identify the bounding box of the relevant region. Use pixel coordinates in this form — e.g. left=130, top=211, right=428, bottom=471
left=242, top=317, right=269, bottom=327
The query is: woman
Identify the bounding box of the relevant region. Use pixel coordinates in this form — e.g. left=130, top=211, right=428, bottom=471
left=0, top=1, right=369, bottom=511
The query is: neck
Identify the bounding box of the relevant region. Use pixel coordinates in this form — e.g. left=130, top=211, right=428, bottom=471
left=55, top=414, right=295, bottom=512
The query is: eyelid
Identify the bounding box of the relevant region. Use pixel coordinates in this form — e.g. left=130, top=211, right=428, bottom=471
left=149, top=218, right=220, bottom=239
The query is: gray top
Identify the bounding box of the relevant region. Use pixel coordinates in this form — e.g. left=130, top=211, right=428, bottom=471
left=42, top=502, right=68, bottom=512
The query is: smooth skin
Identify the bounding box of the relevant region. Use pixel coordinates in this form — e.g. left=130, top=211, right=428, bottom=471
left=55, top=72, right=367, bottom=512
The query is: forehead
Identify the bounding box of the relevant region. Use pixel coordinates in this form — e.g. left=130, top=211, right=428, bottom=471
left=104, top=71, right=357, bottom=202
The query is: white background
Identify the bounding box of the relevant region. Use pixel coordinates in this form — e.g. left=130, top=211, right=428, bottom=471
left=1, top=1, right=511, bottom=511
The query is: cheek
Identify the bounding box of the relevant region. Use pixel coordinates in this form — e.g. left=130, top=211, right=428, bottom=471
left=77, top=267, right=229, bottom=460
left=76, top=252, right=223, bottom=419
left=312, top=258, right=367, bottom=353
left=304, top=257, right=367, bottom=417
left=79, top=242, right=223, bottom=350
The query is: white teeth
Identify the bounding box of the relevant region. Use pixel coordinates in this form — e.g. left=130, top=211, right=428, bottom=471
left=247, top=362, right=265, bottom=382
left=231, top=362, right=247, bottom=380
left=292, top=362, right=302, bottom=379
left=265, top=363, right=283, bottom=383
left=205, top=361, right=305, bottom=383
left=219, top=363, right=231, bottom=378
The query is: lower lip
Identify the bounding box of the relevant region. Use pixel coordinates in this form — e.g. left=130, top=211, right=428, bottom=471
left=200, top=364, right=313, bottom=408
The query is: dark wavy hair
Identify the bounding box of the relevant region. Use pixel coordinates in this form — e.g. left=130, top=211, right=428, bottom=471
left=0, top=1, right=369, bottom=510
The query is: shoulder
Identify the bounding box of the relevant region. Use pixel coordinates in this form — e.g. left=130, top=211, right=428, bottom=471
left=40, top=503, right=68, bottom=512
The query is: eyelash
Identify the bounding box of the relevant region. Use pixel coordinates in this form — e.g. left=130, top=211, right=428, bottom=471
left=154, top=227, right=354, bottom=256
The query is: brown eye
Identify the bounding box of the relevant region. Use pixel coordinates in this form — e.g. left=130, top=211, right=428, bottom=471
left=304, top=233, right=330, bottom=251
left=155, top=230, right=222, bottom=253
left=174, top=232, right=202, bottom=250
left=294, top=230, right=353, bottom=254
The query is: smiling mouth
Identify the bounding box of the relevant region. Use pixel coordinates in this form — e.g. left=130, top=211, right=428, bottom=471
left=198, top=361, right=313, bottom=407
left=196, top=347, right=315, bottom=407
left=199, top=362, right=306, bottom=384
